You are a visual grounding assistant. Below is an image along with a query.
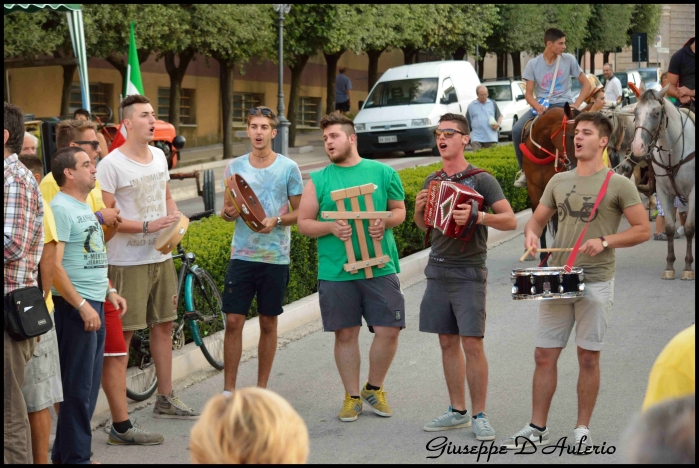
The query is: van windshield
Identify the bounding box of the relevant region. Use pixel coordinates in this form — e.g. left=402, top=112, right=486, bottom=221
left=364, top=78, right=439, bottom=109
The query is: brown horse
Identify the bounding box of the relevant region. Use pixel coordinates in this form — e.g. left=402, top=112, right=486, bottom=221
left=520, top=104, right=579, bottom=261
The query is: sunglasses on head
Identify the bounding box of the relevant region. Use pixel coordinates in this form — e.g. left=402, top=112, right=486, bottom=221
left=249, top=107, right=275, bottom=118
left=434, top=128, right=465, bottom=138
left=74, top=140, right=100, bottom=150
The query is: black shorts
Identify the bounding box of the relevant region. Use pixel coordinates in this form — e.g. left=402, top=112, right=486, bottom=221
left=335, top=100, right=350, bottom=112
left=222, top=259, right=289, bottom=317
left=318, top=274, right=405, bottom=333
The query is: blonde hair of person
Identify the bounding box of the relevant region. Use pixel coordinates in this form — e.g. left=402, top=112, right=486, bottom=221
left=190, top=388, right=309, bottom=464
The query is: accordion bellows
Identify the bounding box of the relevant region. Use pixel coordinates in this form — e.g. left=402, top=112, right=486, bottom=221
left=424, top=180, right=485, bottom=242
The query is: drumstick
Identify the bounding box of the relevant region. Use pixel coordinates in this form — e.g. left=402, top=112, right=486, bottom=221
left=519, top=247, right=574, bottom=262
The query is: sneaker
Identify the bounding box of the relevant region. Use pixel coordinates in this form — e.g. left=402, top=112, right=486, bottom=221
left=108, top=425, right=164, bottom=446
left=360, top=384, right=393, bottom=417
left=423, top=406, right=472, bottom=432
left=677, top=226, right=685, bottom=236
left=472, top=413, right=496, bottom=441
left=653, top=232, right=668, bottom=241
left=338, top=393, right=362, bottom=422
left=514, top=171, right=527, bottom=188
left=104, top=417, right=112, bottom=434
left=152, top=391, right=200, bottom=420
left=501, top=424, right=550, bottom=450
left=571, top=426, right=592, bottom=455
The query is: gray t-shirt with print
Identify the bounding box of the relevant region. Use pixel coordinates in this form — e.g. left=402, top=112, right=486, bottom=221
left=522, top=53, right=583, bottom=105
left=423, top=164, right=506, bottom=268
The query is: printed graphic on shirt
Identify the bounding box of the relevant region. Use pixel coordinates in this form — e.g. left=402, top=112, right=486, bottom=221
left=541, top=70, right=565, bottom=98
left=557, top=185, right=600, bottom=224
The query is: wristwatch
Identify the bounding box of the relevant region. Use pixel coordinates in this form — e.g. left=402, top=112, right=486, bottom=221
left=599, top=236, right=608, bottom=248
left=277, top=216, right=282, bottom=227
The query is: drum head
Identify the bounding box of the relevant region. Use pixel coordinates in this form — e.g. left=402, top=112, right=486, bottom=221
left=155, top=214, right=189, bottom=254
left=225, top=174, right=266, bottom=232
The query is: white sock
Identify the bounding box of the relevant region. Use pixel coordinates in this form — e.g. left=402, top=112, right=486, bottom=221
left=222, top=390, right=232, bottom=397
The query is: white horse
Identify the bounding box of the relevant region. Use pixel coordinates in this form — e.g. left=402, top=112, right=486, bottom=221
left=632, top=86, right=695, bottom=280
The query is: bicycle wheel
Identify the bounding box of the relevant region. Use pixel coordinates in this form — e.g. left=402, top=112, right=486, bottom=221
left=126, top=328, right=158, bottom=401
left=192, top=268, right=225, bottom=370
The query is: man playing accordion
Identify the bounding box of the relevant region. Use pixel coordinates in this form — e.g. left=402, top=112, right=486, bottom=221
left=414, top=113, right=516, bottom=440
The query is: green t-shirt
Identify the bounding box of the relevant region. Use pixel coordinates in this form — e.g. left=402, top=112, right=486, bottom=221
left=50, top=192, right=109, bottom=302
left=540, top=168, right=641, bottom=283
left=310, top=159, right=405, bottom=281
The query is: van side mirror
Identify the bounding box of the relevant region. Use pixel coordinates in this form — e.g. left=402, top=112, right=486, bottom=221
left=440, top=93, right=458, bottom=105
left=358, top=100, right=365, bottom=109
left=516, top=95, right=526, bottom=101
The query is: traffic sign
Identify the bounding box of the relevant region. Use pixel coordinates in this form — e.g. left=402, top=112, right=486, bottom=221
left=655, top=35, right=662, bottom=48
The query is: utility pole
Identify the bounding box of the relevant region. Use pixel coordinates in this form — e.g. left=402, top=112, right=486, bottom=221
left=273, top=4, right=291, bottom=156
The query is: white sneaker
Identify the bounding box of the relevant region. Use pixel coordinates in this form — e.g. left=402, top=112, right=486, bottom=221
left=502, top=424, right=550, bottom=450
left=514, top=171, right=527, bottom=188
left=677, top=226, right=685, bottom=236
left=572, top=426, right=593, bottom=455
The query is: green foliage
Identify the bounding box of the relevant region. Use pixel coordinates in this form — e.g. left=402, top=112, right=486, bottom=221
left=487, top=5, right=545, bottom=55
left=535, top=5, right=592, bottom=53
left=627, top=5, right=662, bottom=45
left=4, top=10, right=68, bottom=59
left=180, top=144, right=526, bottom=321
left=582, top=5, right=634, bottom=54
left=429, top=4, right=499, bottom=58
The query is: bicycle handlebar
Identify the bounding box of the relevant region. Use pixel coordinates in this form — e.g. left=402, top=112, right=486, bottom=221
left=188, top=209, right=214, bottom=222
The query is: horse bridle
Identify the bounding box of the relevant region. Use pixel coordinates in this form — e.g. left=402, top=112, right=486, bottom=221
left=636, top=93, right=694, bottom=205
left=528, top=113, right=575, bottom=172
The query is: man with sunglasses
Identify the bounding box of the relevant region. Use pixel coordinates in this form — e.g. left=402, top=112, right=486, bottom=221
left=414, top=113, right=516, bottom=440
left=74, top=108, right=110, bottom=157
left=220, top=106, right=303, bottom=396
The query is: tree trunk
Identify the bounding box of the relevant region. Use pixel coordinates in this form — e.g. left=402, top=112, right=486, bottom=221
left=510, top=51, right=522, bottom=78
left=476, top=48, right=486, bottom=81
left=589, top=50, right=596, bottom=74
left=218, top=58, right=234, bottom=161
left=402, top=47, right=417, bottom=65
left=164, top=48, right=195, bottom=135
left=60, top=62, right=78, bottom=117
left=287, top=55, right=310, bottom=149
left=452, top=46, right=466, bottom=61
left=603, top=51, right=610, bottom=68
left=367, top=48, right=384, bottom=91
left=324, top=51, right=344, bottom=116
left=496, top=52, right=507, bottom=78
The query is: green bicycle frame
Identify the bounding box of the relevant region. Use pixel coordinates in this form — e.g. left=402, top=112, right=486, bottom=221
left=184, top=265, right=203, bottom=346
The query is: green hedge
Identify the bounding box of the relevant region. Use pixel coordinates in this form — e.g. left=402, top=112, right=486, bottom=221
left=178, top=143, right=528, bottom=320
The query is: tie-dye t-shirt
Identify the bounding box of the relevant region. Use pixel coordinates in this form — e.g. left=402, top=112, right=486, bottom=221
left=522, top=53, right=583, bottom=105
left=223, top=154, right=303, bottom=265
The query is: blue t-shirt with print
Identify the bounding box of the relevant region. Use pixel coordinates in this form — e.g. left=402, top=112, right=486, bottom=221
left=223, top=154, right=304, bottom=265
left=50, top=191, right=108, bottom=302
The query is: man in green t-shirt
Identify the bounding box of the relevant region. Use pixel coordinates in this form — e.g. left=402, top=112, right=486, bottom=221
left=298, top=113, right=406, bottom=423
left=502, top=112, right=650, bottom=455
left=414, top=113, right=517, bottom=441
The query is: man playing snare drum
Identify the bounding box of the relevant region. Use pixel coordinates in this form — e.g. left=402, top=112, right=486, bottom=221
left=502, top=112, right=649, bottom=454
left=220, top=107, right=303, bottom=394
left=414, top=113, right=516, bottom=440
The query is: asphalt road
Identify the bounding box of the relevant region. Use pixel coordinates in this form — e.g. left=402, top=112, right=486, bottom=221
left=87, top=217, right=695, bottom=464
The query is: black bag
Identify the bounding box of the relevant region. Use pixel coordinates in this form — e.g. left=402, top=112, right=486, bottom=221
left=4, top=286, right=52, bottom=341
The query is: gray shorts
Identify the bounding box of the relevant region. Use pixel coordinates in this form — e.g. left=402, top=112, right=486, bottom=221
left=21, top=314, right=63, bottom=412
left=419, top=264, right=487, bottom=336
left=318, top=274, right=406, bottom=332
left=535, top=279, right=614, bottom=351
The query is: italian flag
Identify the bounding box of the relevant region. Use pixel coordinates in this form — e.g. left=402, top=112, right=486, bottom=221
left=108, top=22, right=145, bottom=152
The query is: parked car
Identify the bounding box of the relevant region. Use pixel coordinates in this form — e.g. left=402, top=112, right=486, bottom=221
left=596, top=70, right=644, bottom=106
left=355, top=61, right=480, bottom=157
left=626, top=67, right=662, bottom=92
left=483, top=79, right=531, bottom=140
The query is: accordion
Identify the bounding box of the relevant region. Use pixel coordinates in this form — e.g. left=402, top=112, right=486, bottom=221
left=423, top=180, right=485, bottom=242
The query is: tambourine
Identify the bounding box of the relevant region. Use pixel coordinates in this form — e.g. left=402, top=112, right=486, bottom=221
left=225, top=174, right=266, bottom=232
left=155, top=213, right=189, bottom=254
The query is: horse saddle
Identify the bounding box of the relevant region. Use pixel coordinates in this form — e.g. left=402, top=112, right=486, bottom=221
left=521, top=118, right=536, bottom=144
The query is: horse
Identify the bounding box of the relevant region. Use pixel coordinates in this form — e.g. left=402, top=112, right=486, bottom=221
left=520, top=104, right=579, bottom=262
left=632, top=86, right=696, bottom=280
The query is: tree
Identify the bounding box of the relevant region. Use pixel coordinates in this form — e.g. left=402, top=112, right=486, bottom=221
left=485, top=5, right=545, bottom=77
left=537, top=5, right=592, bottom=55
left=626, top=4, right=662, bottom=45
left=429, top=4, right=498, bottom=62
left=581, top=4, right=633, bottom=73
left=319, top=5, right=362, bottom=115
left=195, top=5, right=274, bottom=160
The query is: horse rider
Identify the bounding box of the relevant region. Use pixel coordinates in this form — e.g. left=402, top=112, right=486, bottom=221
left=513, top=28, right=591, bottom=188
left=666, top=36, right=695, bottom=112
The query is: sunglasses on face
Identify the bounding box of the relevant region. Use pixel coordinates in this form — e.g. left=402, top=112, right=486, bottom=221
left=434, top=128, right=465, bottom=138
left=74, top=140, right=100, bottom=150
left=249, top=107, right=275, bottom=118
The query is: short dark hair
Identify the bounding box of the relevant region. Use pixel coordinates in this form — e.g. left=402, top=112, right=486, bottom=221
left=544, top=28, right=566, bottom=45
left=121, top=94, right=151, bottom=119
left=73, top=108, right=91, bottom=120
left=575, top=111, right=612, bottom=140
left=319, top=113, right=355, bottom=136
left=247, top=106, right=279, bottom=129
left=51, top=146, right=85, bottom=187
left=56, top=119, right=97, bottom=149
left=4, top=102, right=25, bottom=155
left=338, top=67, right=347, bottom=74
left=18, top=154, right=43, bottom=175
left=439, top=113, right=470, bottom=136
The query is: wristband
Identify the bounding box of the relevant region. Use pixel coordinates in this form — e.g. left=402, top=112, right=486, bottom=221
left=222, top=210, right=233, bottom=220
left=95, top=211, right=105, bottom=225
left=481, top=212, right=487, bottom=225
left=77, top=299, right=86, bottom=310
left=107, top=288, right=117, bottom=297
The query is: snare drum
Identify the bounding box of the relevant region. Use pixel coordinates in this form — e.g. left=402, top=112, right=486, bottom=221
left=511, top=267, right=585, bottom=300
left=155, top=213, right=189, bottom=254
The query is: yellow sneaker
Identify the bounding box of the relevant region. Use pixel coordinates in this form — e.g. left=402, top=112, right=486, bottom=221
left=338, top=393, right=362, bottom=422
left=360, top=384, right=393, bottom=417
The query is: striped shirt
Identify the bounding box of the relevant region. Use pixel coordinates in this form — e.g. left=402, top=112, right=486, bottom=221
left=4, top=153, right=44, bottom=295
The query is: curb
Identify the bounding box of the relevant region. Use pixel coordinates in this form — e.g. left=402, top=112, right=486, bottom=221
left=91, top=209, right=532, bottom=420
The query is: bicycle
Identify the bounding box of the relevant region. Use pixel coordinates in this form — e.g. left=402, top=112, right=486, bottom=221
left=126, top=209, right=226, bottom=401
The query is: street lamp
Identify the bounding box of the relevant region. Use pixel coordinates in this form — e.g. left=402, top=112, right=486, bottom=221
left=273, top=4, right=291, bottom=156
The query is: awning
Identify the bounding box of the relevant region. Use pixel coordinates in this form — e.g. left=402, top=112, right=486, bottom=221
left=4, top=4, right=90, bottom=111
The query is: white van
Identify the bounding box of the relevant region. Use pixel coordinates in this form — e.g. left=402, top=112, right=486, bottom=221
left=355, top=61, right=480, bottom=157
